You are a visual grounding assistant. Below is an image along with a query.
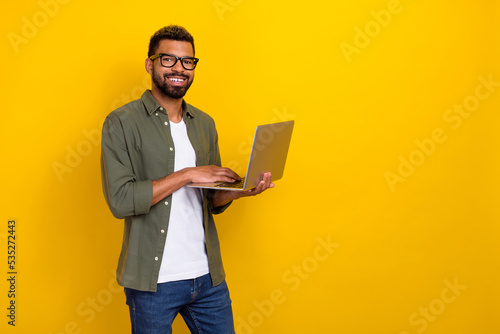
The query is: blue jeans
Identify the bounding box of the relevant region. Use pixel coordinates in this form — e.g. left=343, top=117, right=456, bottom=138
left=124, top=274, right=235, bottom=334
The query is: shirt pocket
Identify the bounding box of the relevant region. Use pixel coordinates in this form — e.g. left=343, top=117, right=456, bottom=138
left=196, top=150, right=211, bottom=166
left=131, top=135, right=173, bottom=179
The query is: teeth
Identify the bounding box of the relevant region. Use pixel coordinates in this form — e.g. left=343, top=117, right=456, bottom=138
left=169, top=78, right=185, bottom=82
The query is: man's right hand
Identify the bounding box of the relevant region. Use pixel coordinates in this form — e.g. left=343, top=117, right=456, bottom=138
left=151, top=165, right=240, bottom=206
left=186, top=165, right=241, bottom=184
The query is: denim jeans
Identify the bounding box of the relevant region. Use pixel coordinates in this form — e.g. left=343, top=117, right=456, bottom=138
left=124, top=274, right=235, bottom=334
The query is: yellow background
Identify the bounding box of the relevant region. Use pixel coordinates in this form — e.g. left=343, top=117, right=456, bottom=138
left=1, top=0, right=499, bottom=333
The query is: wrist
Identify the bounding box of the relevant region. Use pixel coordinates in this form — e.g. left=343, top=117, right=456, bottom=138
left=180, top=167, right=194, bottom=183
left=213, top=189, right=238, bottom=208
left=226, top=190, right=243, bottom=201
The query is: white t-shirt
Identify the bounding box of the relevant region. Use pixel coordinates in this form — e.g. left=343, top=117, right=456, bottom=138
left=157, top=119, right=209, bottom=283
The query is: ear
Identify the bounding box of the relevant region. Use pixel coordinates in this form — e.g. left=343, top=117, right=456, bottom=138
left=145, top=58, right=153, bottom=75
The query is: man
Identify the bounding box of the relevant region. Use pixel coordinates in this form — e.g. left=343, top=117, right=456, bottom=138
left=100, top=25, right=273, bottom=334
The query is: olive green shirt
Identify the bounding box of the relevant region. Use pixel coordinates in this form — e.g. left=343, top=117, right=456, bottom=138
left=100, top=90, right=231, bottom=292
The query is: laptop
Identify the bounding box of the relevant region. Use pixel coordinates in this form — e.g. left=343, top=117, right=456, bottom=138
left=187, top=120, right=294, bottom=191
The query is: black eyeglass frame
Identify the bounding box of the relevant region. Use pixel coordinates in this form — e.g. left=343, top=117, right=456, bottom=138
left=149, top=53, right=199, bottom=70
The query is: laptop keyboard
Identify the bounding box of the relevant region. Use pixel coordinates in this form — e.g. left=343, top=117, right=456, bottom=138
left=215, top=178, right=245, bottom=189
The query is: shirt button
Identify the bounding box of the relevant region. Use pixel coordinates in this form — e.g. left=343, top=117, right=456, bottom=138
left=161, top=229, right=165, bottom=233
left=164, top=121, right=168, bottom=126
left=155, top=113, right=158, bottom=116
left=159, top=107, right=164, bottom=111
left=154, top=257, right=158, bottom=261
left=169, top=147, right=173, bottom=151
left=164, top=201, right=169, bottom=206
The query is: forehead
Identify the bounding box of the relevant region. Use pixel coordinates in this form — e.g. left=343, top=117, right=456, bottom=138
left=156, top=39, right=194, bottom=57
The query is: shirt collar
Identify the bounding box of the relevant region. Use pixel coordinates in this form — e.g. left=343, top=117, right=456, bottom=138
left=141, top=89, right=197, bottom=118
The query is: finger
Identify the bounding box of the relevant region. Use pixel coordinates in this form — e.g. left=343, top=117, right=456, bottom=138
left=221, top=176, right=239, bottom=183
left=254, top=180, right=267, bottom=194
left=244, top=188, right=259, bottom=196
left=209, top=167, right=239, bottom=182
left=255, top=181, right=265, bottom=193
left=266, top=173, right=272, bottom=187
left=262, top=172, right=271, bottom=188
left=243, top=182, right=262, bottom=196
left=258, top=178, right=274, bottom=192
left=218, top=167, right=241, bottom=181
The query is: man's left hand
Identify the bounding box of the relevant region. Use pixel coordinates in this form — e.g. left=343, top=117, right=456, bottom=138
left=239, top=172, right=274, bottom=197
left=211, top=172, right=275, bottom=208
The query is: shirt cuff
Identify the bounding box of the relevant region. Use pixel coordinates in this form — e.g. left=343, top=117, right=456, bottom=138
left=207, top=189, right=232, bottom=215
left=133, top=180, right=153, bottom=215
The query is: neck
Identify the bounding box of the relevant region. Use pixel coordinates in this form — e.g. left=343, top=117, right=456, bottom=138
left=151, top=87, right=184, bottom=123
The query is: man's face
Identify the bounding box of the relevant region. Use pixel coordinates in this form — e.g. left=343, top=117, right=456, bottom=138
left=149, top=39, right=195, bottom=99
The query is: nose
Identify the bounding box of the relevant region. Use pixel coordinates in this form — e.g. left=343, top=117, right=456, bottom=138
left=172, top=59, right=185, bottom=72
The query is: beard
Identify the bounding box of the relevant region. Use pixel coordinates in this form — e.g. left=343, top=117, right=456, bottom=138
left=152, top=68, right=194, bottom=99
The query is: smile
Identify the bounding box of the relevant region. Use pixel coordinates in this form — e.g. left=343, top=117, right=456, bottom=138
left=167, top=76, right=187, bottom=84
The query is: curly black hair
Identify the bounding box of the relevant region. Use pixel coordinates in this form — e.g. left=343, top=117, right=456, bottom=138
left=148, top=25, right=195, bottom=57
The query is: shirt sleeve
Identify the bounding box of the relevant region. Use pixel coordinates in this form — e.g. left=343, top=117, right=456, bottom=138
left=207, top=189, right=232, bottom=215
left=100, top=115, right=153, bottom=219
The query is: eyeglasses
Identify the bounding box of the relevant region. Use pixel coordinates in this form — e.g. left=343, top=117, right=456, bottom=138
left=149, top=53, right=199, bottom=70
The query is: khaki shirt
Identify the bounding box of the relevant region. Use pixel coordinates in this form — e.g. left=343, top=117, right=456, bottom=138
left=101, top=90, right=231, bottom=292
